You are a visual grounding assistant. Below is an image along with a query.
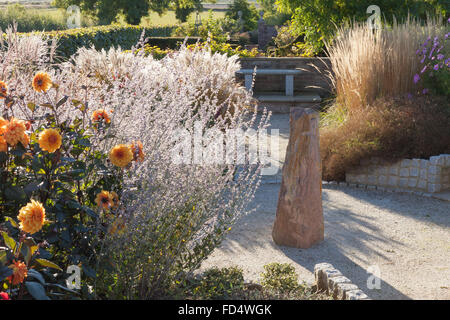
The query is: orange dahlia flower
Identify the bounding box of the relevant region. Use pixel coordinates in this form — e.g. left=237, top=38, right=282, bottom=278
left=95, top=191, right=113, bottom=210
left=32, top=72, right=52, bottom=93
left=109, top=144, right=133, bottom=168
left=4, top=117, right=26, bottom=146
left=91, top=109, right=111, bottom=124
left=0, top=136, right=7, bottom=152
left=130, top=140, right=145, bottom=162
left=7, top=260, right=28, bottom=285
left=0, top=81, right=7, bottom=99
left=38, top=128, right=62, bottom=153
left=18, top=200, right=46, bottom=234
left=20, top=133, right=30, bottom=148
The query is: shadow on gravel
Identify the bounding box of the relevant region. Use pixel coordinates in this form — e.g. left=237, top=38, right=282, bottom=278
left=322, top=184, right=450, bottom=228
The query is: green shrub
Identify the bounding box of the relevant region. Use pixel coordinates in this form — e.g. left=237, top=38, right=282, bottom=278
left=260, top=263, right=302, bottom=294
left=276, top=0, right=449, bottom=55
left=189, top=267, right=245, bottom=299
left=320, top=96, right=450, bottom=181
left=9, top=25, right=195, bottom=59
left=173, top=11, right=241, bottom=43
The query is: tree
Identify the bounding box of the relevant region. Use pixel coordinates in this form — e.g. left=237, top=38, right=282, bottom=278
left=225, top=0, right=260, bottom=31
left=53, top=0, right=203, bottom=25
left=275, top=0, right=449, bottom=54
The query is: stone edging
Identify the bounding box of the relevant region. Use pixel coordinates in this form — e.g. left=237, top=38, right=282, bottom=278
left=323, top=181, right=450, bottom=202
left=314, top=263, right=370, bottom=300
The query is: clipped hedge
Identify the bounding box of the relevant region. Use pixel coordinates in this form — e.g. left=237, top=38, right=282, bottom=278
left=12, top=24, right=198, bottom=59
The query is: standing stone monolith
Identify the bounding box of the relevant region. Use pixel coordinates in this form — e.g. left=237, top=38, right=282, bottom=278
left=272, top=108, right=323, bottom=248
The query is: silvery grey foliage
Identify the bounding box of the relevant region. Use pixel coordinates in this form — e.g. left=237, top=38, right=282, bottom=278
left=0, top=28, right=270, bottom=298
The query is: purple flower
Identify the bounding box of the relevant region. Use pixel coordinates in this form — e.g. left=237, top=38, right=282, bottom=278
left=407, top=93, right=413, bottom=99
left=437, top=54, right=444, bottom=60
left=414, top=74, right=420, bottom=84
left=421, top=65, right=427, bottom=73
left=448, top=17, right=450, bottom=23
left=433, top=64, right=439, bottom=70
left=422, top=88, right=429, bottom=94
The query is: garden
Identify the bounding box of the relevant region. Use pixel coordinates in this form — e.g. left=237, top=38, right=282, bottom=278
left=0, top=0, right=449, bottom=303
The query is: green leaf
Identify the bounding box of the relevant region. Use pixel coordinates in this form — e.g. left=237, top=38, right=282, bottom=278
left=25, top=281, right=51, bottom=300
left=56, top=95, right=69, bottom=108
left=1, top=232, right=16, bottom=251
left=27, top=102, right=37, bottom=112
left=4, top=186, right=27, bottom=201
left=27, top=269, right=46, bottom=285
left=4, top=217, right=18, bottom=228
left=21, top=243, right=32, bottom=265
left=0, top=265, right=13, bottom=282
left=35, top=259, right=63, bottom=271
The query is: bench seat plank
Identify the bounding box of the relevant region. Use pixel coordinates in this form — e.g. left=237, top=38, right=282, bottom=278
left=236, top=69, right=302, bottom=75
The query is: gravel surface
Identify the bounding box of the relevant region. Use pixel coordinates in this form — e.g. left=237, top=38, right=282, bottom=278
left=199, top=113, right=450, bottom=300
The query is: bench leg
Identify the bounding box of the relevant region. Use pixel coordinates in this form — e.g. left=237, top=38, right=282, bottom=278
left=244, top=74, right=253, bottom=92
left=285, top=75, right=294, bottom=96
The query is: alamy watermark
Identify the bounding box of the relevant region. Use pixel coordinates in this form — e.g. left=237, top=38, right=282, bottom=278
left=367, top=5, right=382, bottom=30
left=367, top=265, right=381, bottom=290
left=171, top=122, right=280, bottom=176
left=67, top=5, right=81, bottom=29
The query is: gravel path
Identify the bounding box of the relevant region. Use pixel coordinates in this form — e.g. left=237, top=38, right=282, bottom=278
left=199, top=113, right=450, bottom=300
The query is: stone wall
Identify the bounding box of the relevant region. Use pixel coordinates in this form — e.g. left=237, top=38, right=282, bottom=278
left=314, top=263, right=370, bottom=300
left=238, top=57, right=332, bottom=97
left=345, top=154, right=450, bottom=193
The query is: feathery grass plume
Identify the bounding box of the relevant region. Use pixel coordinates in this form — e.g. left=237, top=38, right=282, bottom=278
left=325, top=16, right=446, bottom=114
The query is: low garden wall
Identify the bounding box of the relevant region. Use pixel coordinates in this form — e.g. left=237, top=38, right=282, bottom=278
left=345, top=154, right=450, bottom=194
left=238, top=57, right=332, bottom=97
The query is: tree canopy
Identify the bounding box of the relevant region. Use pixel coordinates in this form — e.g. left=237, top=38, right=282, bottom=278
left=54, top=0, right=203, bottom=25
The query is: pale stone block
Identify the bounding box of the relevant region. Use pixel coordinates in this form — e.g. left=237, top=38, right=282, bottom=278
left=399, top=178, right=408, bottom=188
left=419, top=169, right=427, bottom=179
left=345, top=289, right=370, bottom=300
left=428, top=184, right=442, bottom=193
left=430, top=156, right=445, bottom=165
left=420, top=159, right=429, bottom=169
left=411, top=159, right=420, bottom=168
left=388, top=176, right=398, bottom=187
left=367, top=185, right=377, bottom=190
left=328, top=276, right=352, bottom=299
left=378, top=175, right=388, bottom=185
left=410, top=167, right=419, bottom=177
left=368, top=175, right=377, bottom=185
left=389, top=165, right=399, bottom=175
left=445, top=155, right=450, bottom=166
left=378, top=166, right=388, bottom=175
left=417, top=180, right=427, bottom=190
left=428, top=174, right=441, bottom=184
left=356, top=175, right=368, bottom=184
left=314, top=263, right=334, bottom=292
left=399, top=168, right=409, bottom=177
left=408, top=178, right=418, bottom=188
left=400, top=159, right=411, bottom=167
left=428, top=165, right=441, bottom=175
left=336, top=283, right=358, bottom=300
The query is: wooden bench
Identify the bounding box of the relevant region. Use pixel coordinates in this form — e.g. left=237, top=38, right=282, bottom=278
left=236, top=68, right=302, bottom=96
